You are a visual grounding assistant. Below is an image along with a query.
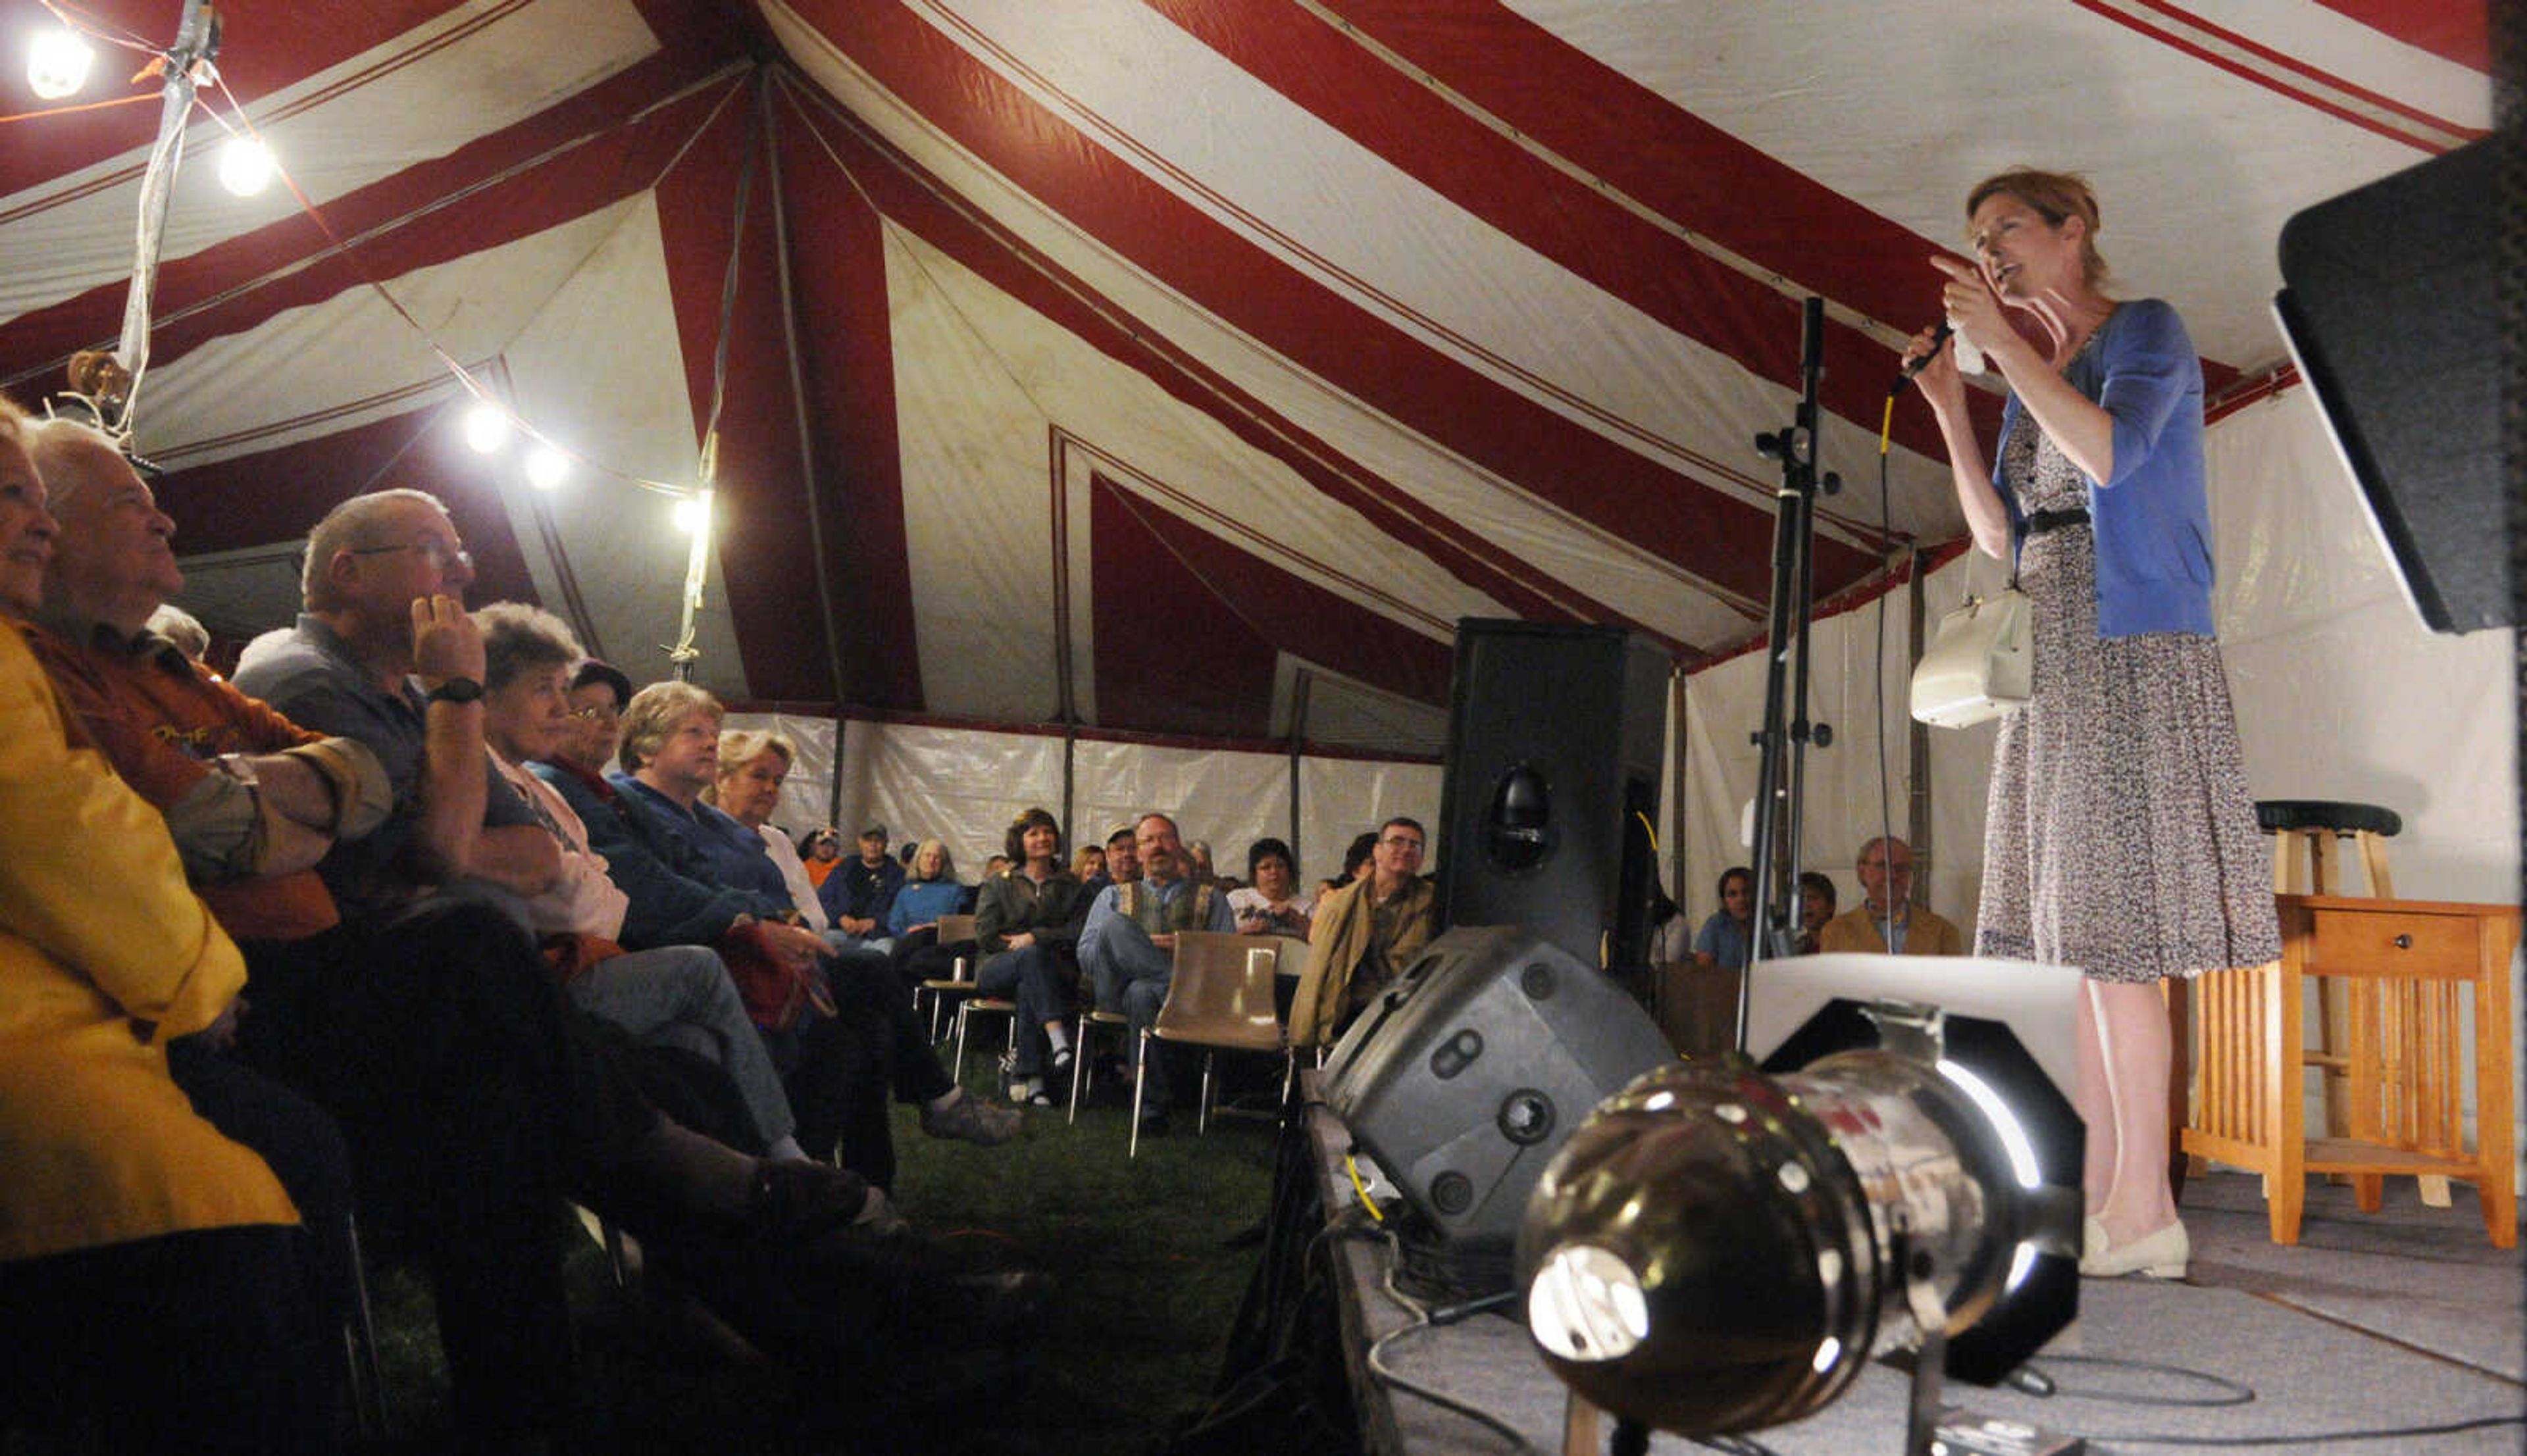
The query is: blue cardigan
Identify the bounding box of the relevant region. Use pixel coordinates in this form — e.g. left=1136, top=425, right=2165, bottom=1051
left=1991, top=297, right=2214, bottom=637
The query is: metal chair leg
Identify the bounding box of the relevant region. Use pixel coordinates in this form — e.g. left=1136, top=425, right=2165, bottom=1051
left=343, top=1213, right=389, bottom=1440
left=1197, top=1051, right=1215, bottom=1136
left=953, top=1002, right=972, bottom=1086
left=1067, top=1016, right=1090, bottom=1124
left=1129, top=1030, right=1149, bottom=1159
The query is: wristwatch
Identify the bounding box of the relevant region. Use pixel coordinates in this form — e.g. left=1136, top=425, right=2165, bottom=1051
left=424, top=676, right=484, bottom=705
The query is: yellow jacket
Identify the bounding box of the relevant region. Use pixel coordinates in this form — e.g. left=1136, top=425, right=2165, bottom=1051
left=0, top=624, right=297, bottom=1261
left=1289, top=876, right=1437, bottom=1048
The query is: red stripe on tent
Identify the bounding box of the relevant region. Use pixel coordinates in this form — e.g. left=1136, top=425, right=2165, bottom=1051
left=0, top=53, right=739, bottom=387
left=1088, top=478, right=1285, bottom=738
left=155, top=400, right=541, bottom=609
left=780, top=3, right=1873, bottom=613
left=1147, top=0, right=1981, bottom=468
left=651, top=90, right=833, bottom=703
left=773, top=82, right=1674, bottom=655
left=2066, top=0, right=2485, bottom=150
left=770, top=101, right=926, bottom=711
left=2306, top=0, right=2489, bottom=72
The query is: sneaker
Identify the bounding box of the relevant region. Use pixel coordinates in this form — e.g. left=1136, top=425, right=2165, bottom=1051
left=921, top=1093, right=1023, bottom=1146
left=1048, top=1045, right=1076, bottom=1084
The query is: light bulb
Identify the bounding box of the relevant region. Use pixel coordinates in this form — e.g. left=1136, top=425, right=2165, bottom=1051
left=672, top=495, right=711, bottom=535
left=27, top=28, right=93, bottom=100
left=460, top=403, right=509, bottom=454
left=217, top=138, right=275, bottom=197
left=523, top=443, right=569, bottom=490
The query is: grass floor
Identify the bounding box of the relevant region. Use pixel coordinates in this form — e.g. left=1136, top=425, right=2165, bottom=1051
left=359, top=1054, right=1281, bottom=1454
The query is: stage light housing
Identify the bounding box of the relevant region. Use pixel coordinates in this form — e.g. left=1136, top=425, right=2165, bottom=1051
left=1518, top=957, right=2083, bottom=1443
left=27, top=28, right=92, bottom=100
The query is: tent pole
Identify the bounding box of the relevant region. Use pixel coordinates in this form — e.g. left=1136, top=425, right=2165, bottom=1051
left=1061, top=723, right=1077, bottom=851
left=99, top=0, right=216, bottom=434
left=762, top=71, right=854, bottom=730
left=1906, top=549, right=1933, bottom=911
left=1288, top=669, right=1312, bottom=877
left=1667, top=667, right=1689, bottom=906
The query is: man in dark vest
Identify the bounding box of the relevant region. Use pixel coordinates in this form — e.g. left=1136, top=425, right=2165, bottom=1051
left=1077, top=811, right=1233, bottom=1134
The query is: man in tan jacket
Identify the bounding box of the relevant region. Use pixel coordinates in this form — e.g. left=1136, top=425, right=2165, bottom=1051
left=1290, top=817, right=1439, bottom=1047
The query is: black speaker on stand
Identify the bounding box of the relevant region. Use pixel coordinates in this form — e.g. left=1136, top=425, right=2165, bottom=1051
left=1434, top=618, right=1670, bottom=976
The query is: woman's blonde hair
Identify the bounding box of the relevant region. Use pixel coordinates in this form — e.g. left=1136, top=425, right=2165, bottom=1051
left=1967, top=167, right=2108, bottom=288
left=617, top=680, right=721, bottom=773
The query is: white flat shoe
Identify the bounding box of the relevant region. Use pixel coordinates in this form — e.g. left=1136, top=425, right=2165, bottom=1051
left=2078, top=1218, right=2188, bottom=1279
left=2083, top=1215, right=2109, bottom=1261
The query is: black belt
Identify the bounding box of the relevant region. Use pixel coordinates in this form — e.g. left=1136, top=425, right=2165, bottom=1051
left=2025, top=507, right=2091, bottom=536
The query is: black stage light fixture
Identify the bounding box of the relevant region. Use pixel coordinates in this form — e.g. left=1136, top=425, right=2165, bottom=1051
left=1517, top=955, right=2085, bottom=1452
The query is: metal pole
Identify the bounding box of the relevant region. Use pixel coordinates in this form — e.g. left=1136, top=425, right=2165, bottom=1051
left=105, top=0, right=217, bottom=433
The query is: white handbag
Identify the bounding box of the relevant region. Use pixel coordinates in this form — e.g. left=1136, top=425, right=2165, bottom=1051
left=1909, top=556, right=2032, bottom=729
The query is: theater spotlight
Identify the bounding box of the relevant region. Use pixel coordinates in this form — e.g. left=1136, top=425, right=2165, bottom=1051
left=1519, top=955, right=2084, bottom=1453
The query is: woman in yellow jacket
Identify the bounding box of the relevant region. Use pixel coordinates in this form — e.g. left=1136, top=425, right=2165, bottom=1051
left=0, top=400, right=338, bottom=1451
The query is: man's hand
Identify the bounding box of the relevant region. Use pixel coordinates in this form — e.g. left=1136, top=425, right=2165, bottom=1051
left=840, top=915, right=877, bottom=936
left=1002, top=930, right=1036, bottom=951
left=1150, top=932, right=1177, bottom=952
left=411, top=593, right=485, bottom=690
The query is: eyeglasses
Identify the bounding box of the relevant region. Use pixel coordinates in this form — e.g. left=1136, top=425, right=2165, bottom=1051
left=567, top=705, right=618, bottom=722
left=350, top=540, right=472, bottom=573
left=1379, top=836, right=1426, bottom=853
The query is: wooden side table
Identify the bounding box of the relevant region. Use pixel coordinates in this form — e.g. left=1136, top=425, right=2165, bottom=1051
left=2182, top=893, right=2518, bottom=1247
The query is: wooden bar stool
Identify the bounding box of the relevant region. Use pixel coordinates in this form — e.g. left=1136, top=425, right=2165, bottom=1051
left=2253, top=801, right=2424, bottom=1199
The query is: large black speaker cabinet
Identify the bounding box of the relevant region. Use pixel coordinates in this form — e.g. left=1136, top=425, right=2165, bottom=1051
left=1323, top=926, right=1677, bottom=1251
left=2275, top=136, right=2505, bottom=634
left=1436, top=618, right=1669, bottom=969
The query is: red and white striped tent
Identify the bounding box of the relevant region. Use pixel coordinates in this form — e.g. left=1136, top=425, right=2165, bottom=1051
left=0, top=1, right=2499, bottom=896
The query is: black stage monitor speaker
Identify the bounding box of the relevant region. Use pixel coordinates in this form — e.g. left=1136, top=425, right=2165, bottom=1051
left=1436, top=619, right=1669, bottom=969
left=1323, top=926, right=1677, bottom=1253
left=2274, top=136, right=2504, bottom=634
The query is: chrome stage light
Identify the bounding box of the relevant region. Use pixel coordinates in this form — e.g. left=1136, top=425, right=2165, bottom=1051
left=1518, top=955, right=2085, bottom=1449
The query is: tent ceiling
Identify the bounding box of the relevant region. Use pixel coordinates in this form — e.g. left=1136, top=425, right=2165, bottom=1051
left=0, top=0, right=2486, bottom=750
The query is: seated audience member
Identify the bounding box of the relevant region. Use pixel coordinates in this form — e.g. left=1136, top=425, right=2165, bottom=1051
left=474, top=604, right=811, bottom=1164
left=221, top=486, right=967, bottom=1437
left=1323, top=828, right=1379, bottom=895
left=1817, top=836, right=1964, bottom=955
left=1798, top=870, right=1837, bottom=955
left=0, top=399, right=342, bottom=1455
left=1102, top=824, right=1141, bottom=885
left=1692, top=865, right=1757, bottom=972
left=1228, top=836, right=1315, bottom=938
left=817, top=821, right=906, bottom=949
left=1071, top=843, right=1106, bottom=884
left=1079, top=813, right=1235, bottom=1134
left=143, top=599, right=211, bottom=663
left=1648, top=883, right=1691, bottom=963
left=972, top=808, right=1087, bottom=1105
left=1187, top=838, right=1219, bottom=886
left=593, top=682, right=1019, bottom=1171
left=800, top=826, right=845, bottom=888
left=1292, top=818, right=1437, bottom=1049
left=888, top=839, right=967, bottom=940
left=712, top=727, right=840, bottom=935
left=983, top=853, right=1011, bottom=879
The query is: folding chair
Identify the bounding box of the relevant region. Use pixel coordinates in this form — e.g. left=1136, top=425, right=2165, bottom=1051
left=1130, top=932, right=1296, bottom=1157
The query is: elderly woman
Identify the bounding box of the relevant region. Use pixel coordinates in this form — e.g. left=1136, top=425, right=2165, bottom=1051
left=473, top=604, right=811, bottom=1163
left=887, top=840, right=967, bottom=940
left=1908, top=168, right=2276, bottom=1280
left=1227, top=836, right=1314, bottom=938
left=713, top=728, right=834, bottom=934
left=0, top=399, right=339, bottom=1452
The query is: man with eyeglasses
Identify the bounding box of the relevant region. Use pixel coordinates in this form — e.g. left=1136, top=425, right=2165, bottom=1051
left=1077, top=811, right=1235, bottom=1134
left=1290, top=816, right=1438, bottom=1047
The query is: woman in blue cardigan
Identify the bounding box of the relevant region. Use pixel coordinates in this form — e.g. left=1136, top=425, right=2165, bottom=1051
left=1906, top=168, right=2278, bottom=1282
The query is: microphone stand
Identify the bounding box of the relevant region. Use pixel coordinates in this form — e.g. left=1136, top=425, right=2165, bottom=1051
left=1739, top=297, right=1838, bottom=1051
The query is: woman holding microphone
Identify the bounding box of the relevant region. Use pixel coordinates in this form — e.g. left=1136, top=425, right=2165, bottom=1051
left=1906, top=169, right=2276, bottom=1280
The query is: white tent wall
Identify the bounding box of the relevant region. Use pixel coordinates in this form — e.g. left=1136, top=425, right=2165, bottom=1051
left=1681, top=384, right=2523, bottom=1184
left=755, top=715, right=1441, bottom=888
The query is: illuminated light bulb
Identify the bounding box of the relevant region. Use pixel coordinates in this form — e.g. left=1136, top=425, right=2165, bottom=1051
left=523, top=443, right=569, bottom=490
left=27, top=28, right=93, bottom=100
left=460, top=403, right=509, bottom=454
left=672, top=494, right=711, bottom=536
left=217, top=138, right=276, bottom=197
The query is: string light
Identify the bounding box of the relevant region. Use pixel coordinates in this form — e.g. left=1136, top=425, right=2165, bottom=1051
left=672, top=493, right=711, bottom=536
left=459, top=401, right=509, bottom=453
left=26, top=27, right=93, bottom=100
left=215, top=136, right=274, bottom=196
left=523, top=442, right=569, bottom=490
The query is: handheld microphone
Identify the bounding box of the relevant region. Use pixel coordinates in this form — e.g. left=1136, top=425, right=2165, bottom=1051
left=1891, top=319, right=1985, bottom=395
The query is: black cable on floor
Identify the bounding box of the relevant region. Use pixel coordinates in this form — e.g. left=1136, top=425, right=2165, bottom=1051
left=2014, top=1352, right=2256, bottom=1407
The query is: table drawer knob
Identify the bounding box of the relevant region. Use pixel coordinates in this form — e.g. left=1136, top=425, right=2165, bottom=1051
left=2391, top=934, right=2412, bottom=949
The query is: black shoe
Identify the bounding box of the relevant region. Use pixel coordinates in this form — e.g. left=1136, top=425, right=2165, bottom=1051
left=1048, top=1045, right=1076, bottom=1083
left=746, top=1160, right=872, bottom=1240
left=1135, top=1108, right=1171, bottom=1138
